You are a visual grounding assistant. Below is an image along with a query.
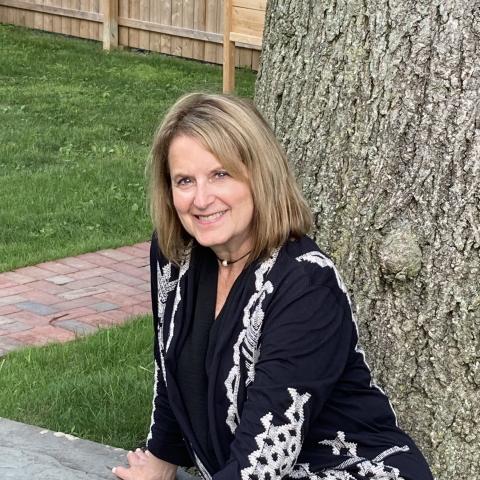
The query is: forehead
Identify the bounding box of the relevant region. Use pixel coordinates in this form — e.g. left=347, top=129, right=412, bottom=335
left=168, top=134, right=245, bottom=177
left=168, top=135, right=222, bottom=172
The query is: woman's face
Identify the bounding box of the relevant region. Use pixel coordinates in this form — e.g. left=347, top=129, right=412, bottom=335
left=168, top=135, right=254, bottom=257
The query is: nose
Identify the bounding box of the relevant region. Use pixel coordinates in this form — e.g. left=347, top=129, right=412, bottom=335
left=193, top=182, right=214, bottom=210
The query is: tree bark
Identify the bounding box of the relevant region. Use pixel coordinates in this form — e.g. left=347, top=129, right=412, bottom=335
left=255, top=1, right=480, bottom=478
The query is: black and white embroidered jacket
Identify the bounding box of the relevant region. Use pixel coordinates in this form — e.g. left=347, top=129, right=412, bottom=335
left=146, top=235, right=433, bottom=480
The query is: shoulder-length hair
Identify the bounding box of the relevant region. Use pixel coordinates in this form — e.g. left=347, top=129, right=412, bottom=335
left=148, top=92, right=312, bottom=265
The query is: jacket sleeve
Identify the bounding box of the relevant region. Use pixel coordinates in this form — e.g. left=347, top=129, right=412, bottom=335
left=212, top=273, right=353, bottom=480
left=146, top=235, right=194, bottom=467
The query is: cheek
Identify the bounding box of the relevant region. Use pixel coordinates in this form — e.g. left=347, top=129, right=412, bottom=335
left=172, top=191, right=188, bottom=214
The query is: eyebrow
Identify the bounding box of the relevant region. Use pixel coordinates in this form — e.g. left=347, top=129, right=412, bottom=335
left=170, top=167, right=226, bottom=179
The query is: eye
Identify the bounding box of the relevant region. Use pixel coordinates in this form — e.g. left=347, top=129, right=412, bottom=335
left=214, top=170, right=229, bottom=179
left=175, top=177, right=192, bottom=187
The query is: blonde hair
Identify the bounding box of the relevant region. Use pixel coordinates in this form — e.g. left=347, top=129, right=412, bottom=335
left=148, top=92, right=312, bottom=264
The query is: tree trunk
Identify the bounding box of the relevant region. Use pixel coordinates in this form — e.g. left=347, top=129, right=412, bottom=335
left=255, top=1, right=480, bottom=478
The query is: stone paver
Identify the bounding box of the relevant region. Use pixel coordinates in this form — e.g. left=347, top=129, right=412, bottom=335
left=0, top=242, right=151, bottom=355
left=0, top=417, right=196, bottom=480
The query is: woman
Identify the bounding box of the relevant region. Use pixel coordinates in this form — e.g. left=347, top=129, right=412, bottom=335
left=113, top=93, right=433, bottom=480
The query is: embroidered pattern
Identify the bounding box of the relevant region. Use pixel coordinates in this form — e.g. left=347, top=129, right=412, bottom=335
left=295, top=251, right=398, bottom=424
left=165, top=252, right=191, bottom=352
left=318, top=431, right=409, bottom=479
left=157, top=262, right=176, bottom=321
left=157, top=261, right=178, bottom=384
left=193, top=451, right=212, bottom=480
left=224, top=249, right=279, bottom=434
left=289, top=463, right=323, bottom=479
left=146, top=360, right=160, bottom=443
left=148, top=260, right=179, bottom=440
left=319, top=431, right=357, bottom=457
left=240, top=388, right=311, bottom=480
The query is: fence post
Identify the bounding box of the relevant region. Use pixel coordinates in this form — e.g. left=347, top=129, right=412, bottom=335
left=223, top=0, right=235, bottom=93
left=103, top=0, right=118, bottom=50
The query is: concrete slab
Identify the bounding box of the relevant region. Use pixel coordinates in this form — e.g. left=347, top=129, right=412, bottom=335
left=0, top=418, right=197, bottom=480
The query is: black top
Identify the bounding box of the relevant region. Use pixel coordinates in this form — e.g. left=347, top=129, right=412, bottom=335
left=147, top=235, right=434, bottom=480
left=176, top=246, right=217, bottom=469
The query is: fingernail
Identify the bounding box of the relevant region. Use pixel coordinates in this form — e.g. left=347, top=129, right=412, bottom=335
left=112, top=467, right=116, bottom=473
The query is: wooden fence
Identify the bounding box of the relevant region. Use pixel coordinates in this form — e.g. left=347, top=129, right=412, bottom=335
left=0, top=0, right=263, bottom=70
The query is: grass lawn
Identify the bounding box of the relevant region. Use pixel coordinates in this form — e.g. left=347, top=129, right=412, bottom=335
left=0, top=316, right=154, bottom=449
left=0, top=24, right=256, bottom=273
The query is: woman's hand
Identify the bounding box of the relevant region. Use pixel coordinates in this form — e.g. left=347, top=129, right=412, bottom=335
left=112, top=449, right=177, bottom=480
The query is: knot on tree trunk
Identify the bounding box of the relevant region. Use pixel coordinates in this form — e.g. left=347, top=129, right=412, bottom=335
left=379, top=227, right=422, bottom=281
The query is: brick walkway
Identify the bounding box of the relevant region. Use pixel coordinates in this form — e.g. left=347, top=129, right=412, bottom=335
left=0, top=242, right=151, bottom=357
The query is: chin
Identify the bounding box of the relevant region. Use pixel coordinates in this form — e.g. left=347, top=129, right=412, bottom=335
left=195, top=237, right=227, bottom=249
left=190, top=230, right=221, bottom=245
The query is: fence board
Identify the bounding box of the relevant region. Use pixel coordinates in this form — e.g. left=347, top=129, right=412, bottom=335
left=252, top=48, right=260, bottom=70
left=79, top=0, right=89, bottom=38
left=52, top=0, right=62, bottom=33
left=19, top=3, right=25, bottom=23
left=70, top=0, right=80, bottom=36
left=60, top=0, right=71, bottom=35
left=23, top=6, right=34, bottom=28
left=118, top=0, right=128, bottom=45
left=11, top=4, right=18, bottom=24
left=103, top=0, right=118, bottom=47
left=231, top=5, right=263, bottom=38
left=181, top=0, right=193, bottom=58
left=118, top=17, right=220, bottom=42
left=7, top=3, right=14, bottom=22
left=7, top=2, right=15, bottom=22
left=159, top=0, right=171, bottom=54
left=129, top=0, right=140, bottom=48
left=203, top=0, right=215, bottom=62
left=138, top=0, right=149, bottom=49
left=90, top=0, right=99, bottom=40
left=239, top=47, right=252, bottom=68
left=232, top=0, right=265, bottom=10
left=13, top=8, right=27, bottom=27
left=148, top=0, right=160, bottom=52
left=33, top=0, right=43, bottom=31
left=192, top=0, right=204, bottom=60
left=8, top=1, right=16, bottom=23
left=171, top=0, right=182, bottom=56
left=215, top=0, right=222, bottom=64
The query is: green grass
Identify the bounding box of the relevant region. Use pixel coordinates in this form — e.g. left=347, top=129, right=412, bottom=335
left=0, top=24, right=256, bottom=272
left=0, top=316, right=154, bottom=449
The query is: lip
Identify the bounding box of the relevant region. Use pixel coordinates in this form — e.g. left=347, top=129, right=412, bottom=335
left=193, top=210, right=228, bottom=225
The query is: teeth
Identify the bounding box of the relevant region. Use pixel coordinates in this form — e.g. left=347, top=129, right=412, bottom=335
left=198, top=211, right=225, bottom=221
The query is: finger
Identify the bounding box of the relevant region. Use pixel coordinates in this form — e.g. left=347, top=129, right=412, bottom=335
left=127, top=450, right=141, bottom=465
left=112, top=466, right=131, bottom=480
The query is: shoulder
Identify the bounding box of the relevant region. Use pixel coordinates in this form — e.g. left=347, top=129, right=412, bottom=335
left=150, top=231, right=173, bottom=278
left=270, top=235, right=348, bottom=302
left=150, top=231, right=191, bottom=269
left=258, top=236, right=353, bottom=336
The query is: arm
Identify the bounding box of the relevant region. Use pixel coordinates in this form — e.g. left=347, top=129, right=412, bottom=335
left=113, top=237, right=187, bottom=479
left=147, top=235, right=193, bottom=467
left=213, top=280, right=353, bottom=480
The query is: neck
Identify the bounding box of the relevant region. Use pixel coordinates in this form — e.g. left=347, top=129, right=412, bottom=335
left=215, top=249, right=251, bottom=267
left=211, top=237, right=253, bottom=270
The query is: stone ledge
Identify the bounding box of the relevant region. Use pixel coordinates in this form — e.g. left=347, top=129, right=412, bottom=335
left=0, top=417, right=196, bottom=479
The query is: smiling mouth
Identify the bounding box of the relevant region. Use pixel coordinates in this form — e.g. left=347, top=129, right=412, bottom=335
left=194, top=210, right=227, bottom=223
